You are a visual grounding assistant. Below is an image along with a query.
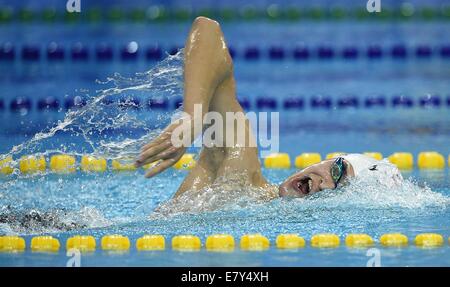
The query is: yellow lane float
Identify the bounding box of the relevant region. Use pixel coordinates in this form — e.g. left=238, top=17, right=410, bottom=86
left=136, top=235, right=165, bottom=251
left=80, top=156, right=107, bottom=172
left=276, top=234, right=305, bottom=249
left=172, top=235, right=201, bottom=251
left=50, top=154, right=76, bottom=173
left=345, top=234, right=374, bottom=247
left=19, top=155, right=46, bottom=174
left=111, top=159, right=137, bottom=171
left=380, top=233, right=408, bottom=247
left=31, top=236, right=60, bottom=252
left=417, top=151, right=445, bottom=169
left=66, top=235, right=96, bottom=252
left=388, top=152, right=413, bottom=170
left=414, top=233, right=444, bottom=247
left=0, top=156, right=14, bottom=175
left=295, top=153, right=321, bottom=169
left=0, top=236, right=26, bottom=252
left=311, top=233, right=340, bottom=248
left=101, top=235, right=130, bottom=251
left=240, top=234, right=270, bottom=251
left=205, top=234, right=235, bottom=251
left=264, top=153, right=291, bottom=169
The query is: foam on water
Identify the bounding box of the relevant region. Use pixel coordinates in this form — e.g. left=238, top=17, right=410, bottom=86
left=1, top=50, right=184, bottom=170
left=0, top=51, right=185, bottom=234
left=151, top=173, right=449, bottom=219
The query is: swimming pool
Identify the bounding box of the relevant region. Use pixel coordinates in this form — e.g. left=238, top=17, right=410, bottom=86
left=1, top=1, right=450, bottom=267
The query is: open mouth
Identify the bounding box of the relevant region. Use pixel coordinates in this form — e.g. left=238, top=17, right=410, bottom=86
left=292, top=177, right=312, bottom=195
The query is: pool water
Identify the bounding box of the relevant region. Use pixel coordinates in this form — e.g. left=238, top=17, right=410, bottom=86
left=1, top=14, right=450, bottom=266
left=0, top=167, right=449, bottom=266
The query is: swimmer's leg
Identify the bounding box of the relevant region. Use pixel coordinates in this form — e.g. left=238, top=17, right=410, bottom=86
left=137, top=17, right=267, bottom=196
left=136, top=16, right=232, bottom=177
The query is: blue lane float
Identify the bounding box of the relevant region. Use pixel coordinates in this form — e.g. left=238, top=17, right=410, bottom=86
left=268, top=46, right=285, bottom=60
left=147, top=98, right=168, bottom=110
left=47, top=42, right=65, bottom=61
left=337, top=97, right=359, bottom=108
left=367, top=45, right=383, bottom=59
left=342, top=47, right=359, bottom=59
left=283, top=98, right=304, bottom=110
left=121, top=42, right=139, bottom=61
left=95, top=43, right=114, bottom=61
left=293, top=45, right=310, bottom=60
left=64, top=96, right=86, bottom=110
left=37, top=97, right=59, bottom=111
left=244, top=46, right=260, bottom=60
left=365, top=96, right=387, bottom=108
left=0, top=43, right=15, bottom=60
left=392, top=95, right=414, bottom=108
left=440, top=45, right=450, bottom=58
left=415, top=45, right=432, bottom=58
left=391, top=44, right=407, bottom=58
left=256, top=97, right=277, bottom=109
left=10, top=97, right=32, bottom=112
left=71, top=42, right=89, bottom=61
left=419, top=95, right=441, bottom=107
left=317, top=46, right=334, bottom=59
left=311, top=96, right=332, bottom=109
left=146, top=45, right=163, bottom=61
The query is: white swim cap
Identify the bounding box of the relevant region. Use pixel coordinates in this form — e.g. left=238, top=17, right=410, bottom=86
left=342, top=153, right=403, bottom=188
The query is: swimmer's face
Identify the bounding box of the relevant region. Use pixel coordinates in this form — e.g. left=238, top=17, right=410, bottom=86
left=279, top=159, right=355, bottom=198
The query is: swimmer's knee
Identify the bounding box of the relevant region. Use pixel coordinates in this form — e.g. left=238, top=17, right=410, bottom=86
left=192, top=16, right=221, bottom=34
left=192, top=16, right=222, bottom=39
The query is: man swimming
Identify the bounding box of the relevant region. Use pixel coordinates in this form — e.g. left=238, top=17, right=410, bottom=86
left=135, top=17, right=403, bottom=199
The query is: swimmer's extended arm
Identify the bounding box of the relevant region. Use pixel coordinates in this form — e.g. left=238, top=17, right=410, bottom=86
left=135, top=17, right=233, bottom=177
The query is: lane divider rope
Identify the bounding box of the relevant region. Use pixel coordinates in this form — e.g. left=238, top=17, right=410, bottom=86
left=0, top=151, right=449, bottom=176
left=2, top=43, right=450, bottom=62
left=2, top=94, right=449, bottom=114
left=1, top=233, right=448, bottom=253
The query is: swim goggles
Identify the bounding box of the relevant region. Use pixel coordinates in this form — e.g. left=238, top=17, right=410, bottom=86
left=330, top=157, right=345, bottom=187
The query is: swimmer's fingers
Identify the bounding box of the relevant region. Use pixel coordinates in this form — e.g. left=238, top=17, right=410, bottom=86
left=144, top=153, right=183, bottom=178
left=141, top=133, right=170, bottom=152
left=136, top=141, right=171, bottom=166
left=136, top=146, right=181, bottom=168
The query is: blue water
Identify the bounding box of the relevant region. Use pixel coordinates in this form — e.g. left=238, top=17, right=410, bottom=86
left=1, top=19, right=450, bottom=266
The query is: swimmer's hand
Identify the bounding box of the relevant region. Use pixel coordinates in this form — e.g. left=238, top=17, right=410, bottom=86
left=135, top=123, right=187, bottom=178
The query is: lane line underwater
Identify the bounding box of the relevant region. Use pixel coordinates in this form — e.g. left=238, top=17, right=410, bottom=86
left=1, top=151, right=449, bottom=176
left=1, top=233, right=449, bottom=253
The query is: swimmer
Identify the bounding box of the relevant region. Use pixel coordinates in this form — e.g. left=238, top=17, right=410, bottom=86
left=135, top=17, right=403, bottom=199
